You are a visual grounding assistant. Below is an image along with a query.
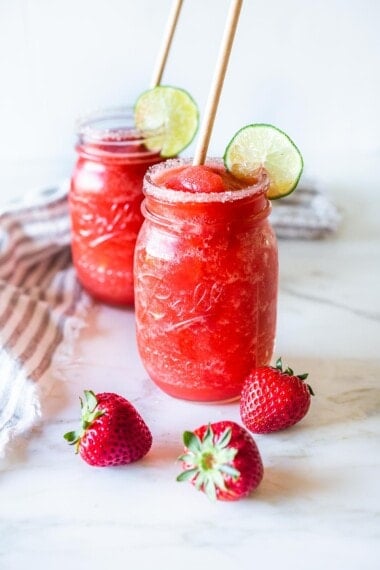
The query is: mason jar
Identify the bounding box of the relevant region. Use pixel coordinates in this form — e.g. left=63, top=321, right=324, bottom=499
left=69, top=107, right=163, bottom=305
left=134, top=158, right=278, bottom=402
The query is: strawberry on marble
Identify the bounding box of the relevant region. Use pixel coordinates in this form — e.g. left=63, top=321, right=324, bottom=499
left=64, top=390, right=152, bottom=467
left=240, top=358, right=314, bottom=434
left=177, top=421, right=263, bottom=501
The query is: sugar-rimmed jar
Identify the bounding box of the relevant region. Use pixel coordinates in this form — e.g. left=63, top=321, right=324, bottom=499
left=134, top=158, right=278, bottom=401
left=70, top=107, right=163, bottom=305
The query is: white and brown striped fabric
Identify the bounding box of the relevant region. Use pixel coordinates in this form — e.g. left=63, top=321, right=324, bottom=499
left=270, top=179, right=341, bottom=239
left=0, top=184, right=90, bottom=455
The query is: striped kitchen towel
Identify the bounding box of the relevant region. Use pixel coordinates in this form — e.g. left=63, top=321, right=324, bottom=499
left=0, top=184, right=90, bottom=456
left=270, top=177, right=341, bottom=239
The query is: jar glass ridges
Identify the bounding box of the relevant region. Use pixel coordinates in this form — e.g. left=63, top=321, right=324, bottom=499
left=69, top=107, right=163, bottom=305
left=134, top=158, right=279, bottom=401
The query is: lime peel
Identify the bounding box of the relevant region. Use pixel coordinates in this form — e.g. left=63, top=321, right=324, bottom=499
left=134, top=85, right=199, bottom=158
left=223, top=123, right=303, bottom=200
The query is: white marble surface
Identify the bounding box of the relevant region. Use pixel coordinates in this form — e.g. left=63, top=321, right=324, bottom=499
left=1, top=153, right=379, bottom=570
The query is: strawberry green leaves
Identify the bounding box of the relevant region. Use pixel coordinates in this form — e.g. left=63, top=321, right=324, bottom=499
left=64, top=390, right=105, bottom=452
left=177, top=421, right=263, bottom=502
left=64, top=391, right=152, bottom=466
left=274, top=357, right=315, bottom=395
left=177, top=424, right=239, bottom=500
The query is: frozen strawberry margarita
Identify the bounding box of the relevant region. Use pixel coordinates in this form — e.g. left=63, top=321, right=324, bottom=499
left=69, top=107, right=163, bottom=305
left=134, top=158, right=278, bottom=402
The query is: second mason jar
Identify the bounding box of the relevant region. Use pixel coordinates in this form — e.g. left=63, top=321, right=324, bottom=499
left=69, top=107, right=163, bottom=305
left=134, top=158, right=279, bottom=402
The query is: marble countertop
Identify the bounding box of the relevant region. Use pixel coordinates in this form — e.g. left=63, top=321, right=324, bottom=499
left=1, top=154, right=379, bottom=570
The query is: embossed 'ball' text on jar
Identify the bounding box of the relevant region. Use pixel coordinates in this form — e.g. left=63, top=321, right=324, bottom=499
left=134, top=158, right=279, bottom=402
left=69, top=107, right=163, bottom=305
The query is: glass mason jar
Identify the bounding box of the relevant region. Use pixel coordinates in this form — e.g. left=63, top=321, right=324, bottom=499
left=69, top=107, right=163, bottom=305
left=134, top=158, right=279, bottom=402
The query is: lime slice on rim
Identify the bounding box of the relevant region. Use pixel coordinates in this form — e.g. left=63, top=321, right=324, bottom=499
left=224, top=123, right=303, bottom=199
left=134, top=85, right=199, bottom=158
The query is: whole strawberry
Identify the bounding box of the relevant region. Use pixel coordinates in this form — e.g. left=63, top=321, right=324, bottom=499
left=240, top=358, right=314, bottom=434
left=177, top=421, right=263, bottom=501
left=64, top=390, right=152, bottom=466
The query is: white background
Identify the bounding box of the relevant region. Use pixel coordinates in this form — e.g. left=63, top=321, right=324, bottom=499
left=0, top=0, right=379, bottom=194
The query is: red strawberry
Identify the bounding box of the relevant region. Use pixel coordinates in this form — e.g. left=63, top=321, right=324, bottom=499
left=64, top=390, right=152, bottom=466
left=177, top=421, right=263, bottom=501
left=240, top=358, right=314, bottom=434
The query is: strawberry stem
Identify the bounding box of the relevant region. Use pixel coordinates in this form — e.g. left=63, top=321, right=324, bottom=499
left=275, top=357, right=283, bottom=371
left=63, top=390, right=105, bottom=453
left=274, top=357, right=312, bottom=386
left=273, top=357, right=314, bottom=395
left=297, top=373, right=309, bottom=380
left=177, top=424, right=240, bottom=501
